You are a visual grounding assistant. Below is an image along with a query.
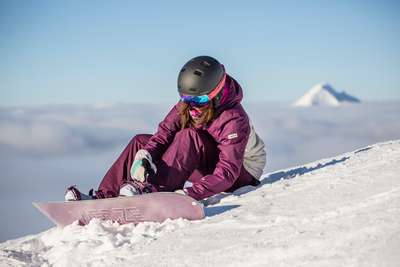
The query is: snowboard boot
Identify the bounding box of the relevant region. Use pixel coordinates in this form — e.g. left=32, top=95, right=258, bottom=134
left=119, top=180, right=157, bottom=197
left=65, top=185, right=96, bottom=201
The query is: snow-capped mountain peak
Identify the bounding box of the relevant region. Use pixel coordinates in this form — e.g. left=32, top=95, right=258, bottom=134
left=293, top=83, right=360, bottom=107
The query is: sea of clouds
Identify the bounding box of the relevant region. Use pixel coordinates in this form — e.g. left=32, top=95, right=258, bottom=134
left=1, top=101, right=399, bottom=241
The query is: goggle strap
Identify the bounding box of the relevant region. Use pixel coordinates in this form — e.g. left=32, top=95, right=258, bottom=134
left=207, top=70, right=227, bottom=100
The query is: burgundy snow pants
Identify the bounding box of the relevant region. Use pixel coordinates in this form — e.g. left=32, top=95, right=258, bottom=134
left=97, top=128, right=255, bottom=199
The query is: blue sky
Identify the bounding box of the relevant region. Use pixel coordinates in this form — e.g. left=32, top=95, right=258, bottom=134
left=1, top=0, right=399, bottom=105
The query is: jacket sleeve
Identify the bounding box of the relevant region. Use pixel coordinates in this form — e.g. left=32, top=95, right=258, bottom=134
left=144, top=103, right=181, bottom=163
left=186, top=111, right=250, bottom=200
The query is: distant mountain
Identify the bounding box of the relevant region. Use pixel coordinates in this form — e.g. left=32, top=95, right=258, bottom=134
left=293, top=83, right=360, bottom=107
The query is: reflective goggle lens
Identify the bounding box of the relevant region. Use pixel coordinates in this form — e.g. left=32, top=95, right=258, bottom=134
left=180, top=94, right=210, bottom=105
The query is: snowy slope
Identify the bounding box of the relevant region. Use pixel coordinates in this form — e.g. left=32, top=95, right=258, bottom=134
left=293, top=83, right=360, bottom=107
left=1, top=140, right=400, bottom=267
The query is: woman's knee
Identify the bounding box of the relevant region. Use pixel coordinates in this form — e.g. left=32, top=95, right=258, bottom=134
left=125, top=134, right=152, bottom=154
left=130, top=134, right=152, bottom=146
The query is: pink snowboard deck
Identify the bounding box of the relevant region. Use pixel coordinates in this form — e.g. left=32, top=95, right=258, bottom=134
left=33, top=192, right=205, bottom=227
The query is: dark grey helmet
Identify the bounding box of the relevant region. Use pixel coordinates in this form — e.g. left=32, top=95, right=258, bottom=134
left=177, top=56, right=225, bottom=96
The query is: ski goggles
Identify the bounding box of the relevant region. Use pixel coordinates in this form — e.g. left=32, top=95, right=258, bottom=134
left=180, top=72, right=227, bottom=106
left=180, top=94, right=210, bottom=105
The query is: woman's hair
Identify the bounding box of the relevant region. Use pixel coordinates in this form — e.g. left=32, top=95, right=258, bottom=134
left=178, top=101, right=215, bottom=129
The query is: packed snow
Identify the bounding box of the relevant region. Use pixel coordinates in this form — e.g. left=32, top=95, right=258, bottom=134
left=1, top=140, right=399, bottom=267
left=293, top=83, right=360, bottom=107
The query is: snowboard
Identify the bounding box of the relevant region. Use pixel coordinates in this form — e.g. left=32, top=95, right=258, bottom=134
left=33, top=192, right=205, bottom=227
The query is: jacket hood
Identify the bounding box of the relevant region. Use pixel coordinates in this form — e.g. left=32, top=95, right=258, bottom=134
left=215, top=74, right=243, bottom=112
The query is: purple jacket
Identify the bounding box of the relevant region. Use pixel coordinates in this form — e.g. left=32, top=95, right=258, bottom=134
left=144, top=75, right=250, bottom=200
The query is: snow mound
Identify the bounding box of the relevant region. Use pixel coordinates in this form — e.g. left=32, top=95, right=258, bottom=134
left=293, top=83, right=360, bottom=107
left=1, top=140, right=400, bottom=266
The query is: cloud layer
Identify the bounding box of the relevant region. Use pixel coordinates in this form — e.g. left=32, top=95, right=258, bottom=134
left=1, top=102, right=399, bottom=169
left=0, top=103, right=169, bottom=157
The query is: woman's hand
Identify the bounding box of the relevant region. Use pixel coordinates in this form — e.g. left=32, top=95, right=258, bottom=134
left=130, top=149, right=157, bottom=182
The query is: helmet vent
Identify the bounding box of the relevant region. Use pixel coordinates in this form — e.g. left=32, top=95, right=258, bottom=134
left=189, top=88, right=197, bottom=92
left=194, top=70, right=203, bottom=76
left=202, top=60, right=211, bottom=67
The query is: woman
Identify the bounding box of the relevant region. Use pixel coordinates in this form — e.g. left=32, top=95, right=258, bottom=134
left=65, top=56, right=266, bottom=202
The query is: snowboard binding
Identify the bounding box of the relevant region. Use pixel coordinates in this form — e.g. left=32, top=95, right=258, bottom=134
left=65, top=185, right=96, bottom=201
left=119, top=180, right=157, bottom=197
